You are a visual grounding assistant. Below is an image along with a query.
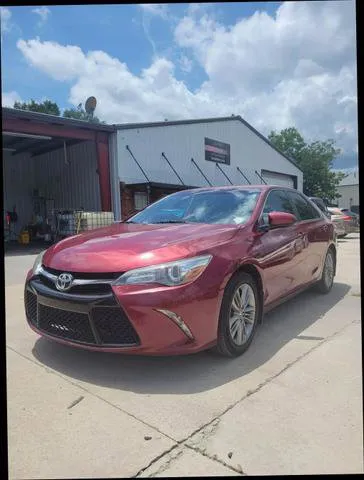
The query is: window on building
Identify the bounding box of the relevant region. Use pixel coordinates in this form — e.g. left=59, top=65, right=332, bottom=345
left=134, top=192, right=148, bottom=211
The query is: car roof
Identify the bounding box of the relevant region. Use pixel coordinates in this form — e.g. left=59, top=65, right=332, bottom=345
left=174, top=185, right=296, bottom=194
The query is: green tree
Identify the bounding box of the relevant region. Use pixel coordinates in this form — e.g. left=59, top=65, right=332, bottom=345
left=63, top=103, right=103, bottom=123
left=13, top=99, right=61, bottom=116
left=13, top=99, right=105, bottom=124
left=268, top=127, right=346, bottom=202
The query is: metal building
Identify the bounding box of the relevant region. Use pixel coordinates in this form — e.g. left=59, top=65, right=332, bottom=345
left=3, top=107, right=114, bottom=243
left=3, top=109, right=304, bottom=240
left=336, top=169, right=359, bottom=212
left=112, top=116, right=303, bottom=219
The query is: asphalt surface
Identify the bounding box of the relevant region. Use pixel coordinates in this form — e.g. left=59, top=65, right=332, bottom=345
left=5, top=234, right=363, bottom=478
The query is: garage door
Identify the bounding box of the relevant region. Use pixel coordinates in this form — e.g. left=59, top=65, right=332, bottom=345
left=261, top=170, right=295, bottom=188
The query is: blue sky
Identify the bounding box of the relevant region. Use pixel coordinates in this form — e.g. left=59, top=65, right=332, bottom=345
left=1, top=2, right=357, bottom=169
left=2, top=3, right=281, bottom=106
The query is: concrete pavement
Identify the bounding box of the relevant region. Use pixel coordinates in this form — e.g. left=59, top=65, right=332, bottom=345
left=5, top=234, right=362, bottom=477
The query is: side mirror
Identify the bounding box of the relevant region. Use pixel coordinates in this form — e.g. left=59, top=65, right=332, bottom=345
left=269, top=211, right=296, bottom=227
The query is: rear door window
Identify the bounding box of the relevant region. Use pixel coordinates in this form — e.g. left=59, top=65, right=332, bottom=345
left=286, top=192, right=321, bottom=221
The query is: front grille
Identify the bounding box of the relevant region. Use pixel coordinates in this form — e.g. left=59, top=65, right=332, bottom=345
left=43, top=266, right=121, bottom=280
left=68, top=284, right=112, bottom=294
left=38, top=267, right=117, bottom=295
left=25, top=290, right=37, bottom=325
left=38, top=304, right=96, bottom=344
left=26, top=281, right=140, bottom=347
left=92, top=307, right=139, bottom=345
left=38, top=274, right=112, bottom=295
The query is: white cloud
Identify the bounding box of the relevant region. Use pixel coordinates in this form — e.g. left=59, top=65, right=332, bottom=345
left=16, top=1, right=357, bottom=160
left=17, top=38, right=87, bottom=81
left=139, top=4, right=169, bottom=58
left=174, top=0, right=357, bottom=156
left=139, top=4, right=168, bottom=19
left=1, top=7, right=12, bottom=36
left=179, top=54, right=193, bottom=73
left=32, top=6, right=51, bottom=25
left=2, top=91, right=22, bottom=107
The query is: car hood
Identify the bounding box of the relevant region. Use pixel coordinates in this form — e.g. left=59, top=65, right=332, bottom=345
left=43, top=222, right=240, bottom=273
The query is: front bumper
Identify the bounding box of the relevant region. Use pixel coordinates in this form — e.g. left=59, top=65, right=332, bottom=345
left=24, top=269, right=222, bottom=355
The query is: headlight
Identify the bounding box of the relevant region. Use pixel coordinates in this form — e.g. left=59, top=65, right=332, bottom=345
left=32, top=250, right=46, bottom=275
left=114, top=254, right=212, bottom=287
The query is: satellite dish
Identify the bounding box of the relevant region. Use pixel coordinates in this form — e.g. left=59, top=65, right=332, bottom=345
left=85, top=96, right=97, bottom=115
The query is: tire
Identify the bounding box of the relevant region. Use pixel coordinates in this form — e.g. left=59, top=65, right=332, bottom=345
left=215, top=272, right=262, bottom=357
left=315, top=248, right=335, bottom=294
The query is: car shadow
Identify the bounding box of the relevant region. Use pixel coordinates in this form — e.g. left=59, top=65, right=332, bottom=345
left=32, top=282, right=351, bottom=395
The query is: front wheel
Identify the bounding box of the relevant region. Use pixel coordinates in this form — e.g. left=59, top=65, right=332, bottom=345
left=315, top=249, right=335, bottom=294
left=215, top=272, right=262, bottom=357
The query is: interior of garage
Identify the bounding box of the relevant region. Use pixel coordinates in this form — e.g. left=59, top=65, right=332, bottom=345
left=3, top=108, right=114, bottom=249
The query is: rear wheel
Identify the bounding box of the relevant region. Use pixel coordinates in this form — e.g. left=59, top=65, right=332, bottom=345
left=315, top=248, right=335, bottom=294
left=215, top=272, right=262, bottom=357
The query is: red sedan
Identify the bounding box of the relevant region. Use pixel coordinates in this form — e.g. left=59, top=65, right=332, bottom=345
left=24, top=185, right=336, bottom=357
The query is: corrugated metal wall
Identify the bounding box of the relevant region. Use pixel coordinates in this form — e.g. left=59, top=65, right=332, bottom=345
left=337, top=185, right=359, bottom=208
left=3, top=141, right=101, bottom=235
left=3, top=151, right=36, bottom=234
left=33, top=140, right=101, bottom=211
left=116, top=120, right=303, bottom=191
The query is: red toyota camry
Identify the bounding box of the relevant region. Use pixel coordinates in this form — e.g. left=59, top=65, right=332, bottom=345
left=24, top=185, right=336, bottom=357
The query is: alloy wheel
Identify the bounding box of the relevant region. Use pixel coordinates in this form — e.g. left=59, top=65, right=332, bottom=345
left=229, top=283, right=256, bottom=346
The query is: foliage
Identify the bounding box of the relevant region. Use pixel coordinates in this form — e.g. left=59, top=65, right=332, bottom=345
left=268, top=127, right=346, bottom=202
left=63, top=103, right=104, bottom=123
left=13, top=99, right=60, bottom=116
left=13, top=99, right=104, bottom=124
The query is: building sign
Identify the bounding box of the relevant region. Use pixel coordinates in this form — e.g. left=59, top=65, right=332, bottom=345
left=204, top=137, right=231, bottom=165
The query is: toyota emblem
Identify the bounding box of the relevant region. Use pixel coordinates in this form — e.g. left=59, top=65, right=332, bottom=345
left=56, top=273, right=74, bottom=292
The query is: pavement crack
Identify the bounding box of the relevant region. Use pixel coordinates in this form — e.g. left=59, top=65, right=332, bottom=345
left=67, top=395, right=84, bottom=409
left=133, top=443, right=180, bottom=478
left=143, top=447, right=185, bottom=477
left=184, top=443, right=246, bottom=475
left=6, top=345, right=177, bottom=444
left=6, top=318, right=358, bottom=478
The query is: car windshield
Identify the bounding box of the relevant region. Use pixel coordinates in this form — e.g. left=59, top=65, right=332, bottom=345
left=128, top=189, right=261, bottom=225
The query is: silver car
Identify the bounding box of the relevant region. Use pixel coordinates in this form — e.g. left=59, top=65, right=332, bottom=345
left=309, top=197, right=346, bottom=238
left=327, top=207, right=354, bottom=237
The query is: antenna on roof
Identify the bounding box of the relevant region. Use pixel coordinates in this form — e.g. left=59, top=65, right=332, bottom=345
left=85, top=96, right=97, bottom=120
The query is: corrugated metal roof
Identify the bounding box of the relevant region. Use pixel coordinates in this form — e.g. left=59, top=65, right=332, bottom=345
left=115, top=115, right=302, bottom=172
left=2, top=107, right=115, bottom=132
left=3, top=107, right=301, bottom=171
left=339, top=169, right=359, bottom=186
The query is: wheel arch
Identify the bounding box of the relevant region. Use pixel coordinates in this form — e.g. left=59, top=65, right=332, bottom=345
left=234, top=263, right=265, bottom=322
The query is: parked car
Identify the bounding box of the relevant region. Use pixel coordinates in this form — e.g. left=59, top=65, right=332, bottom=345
left=308, top=197, right=330, bottom=219
left=309, top=197, right=345, bottom=237
left=327, top=207, right=357, bottom=236
left=339, top=208, right=359, bottom=228
left=25, top=186, right=336, bottom=358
